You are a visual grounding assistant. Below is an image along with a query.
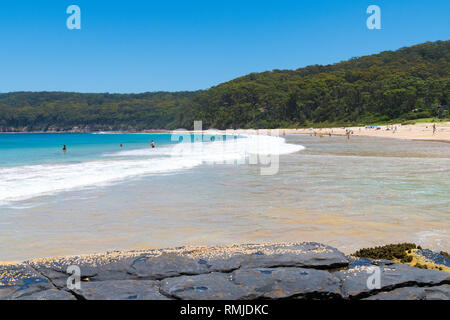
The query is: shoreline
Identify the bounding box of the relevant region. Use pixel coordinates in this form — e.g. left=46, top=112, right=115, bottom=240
left=2, top=242, right=448, bottom=269
left=1, top=122, right=449, bottom=142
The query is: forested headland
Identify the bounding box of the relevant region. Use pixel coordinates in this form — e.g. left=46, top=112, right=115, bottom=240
left=0, top=40, right=448, bottom=132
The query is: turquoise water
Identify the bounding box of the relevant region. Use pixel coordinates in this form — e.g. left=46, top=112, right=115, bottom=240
left=0, top=133, right=208, bottom=167
left=0, top=132, right=297, bottom=205
left=0, top=133, right=449, bottom=261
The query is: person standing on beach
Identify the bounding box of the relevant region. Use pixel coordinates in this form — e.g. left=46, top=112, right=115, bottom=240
left=433, top=123, right=436, bottom=135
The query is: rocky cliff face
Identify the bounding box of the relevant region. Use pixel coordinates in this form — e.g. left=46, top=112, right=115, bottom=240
left=1, top=243, right=449, bottom=300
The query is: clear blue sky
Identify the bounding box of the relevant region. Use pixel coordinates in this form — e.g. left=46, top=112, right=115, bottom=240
left=0, top=0, right=449, bottom=93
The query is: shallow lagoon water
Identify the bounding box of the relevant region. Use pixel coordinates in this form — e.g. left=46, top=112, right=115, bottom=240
left=0, top=133, right=449, bottom=261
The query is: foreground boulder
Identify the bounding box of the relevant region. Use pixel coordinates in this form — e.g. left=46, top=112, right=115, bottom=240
left=1, top=242, right=448, bottom=300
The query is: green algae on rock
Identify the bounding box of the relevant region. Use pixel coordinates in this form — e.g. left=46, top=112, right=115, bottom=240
left=352, top=243, right=417, bottom=263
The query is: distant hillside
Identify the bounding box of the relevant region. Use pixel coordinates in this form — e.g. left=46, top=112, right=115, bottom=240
left=0, top=91, right=195, bottom=132
left=0, top=40, right=448, bottom=131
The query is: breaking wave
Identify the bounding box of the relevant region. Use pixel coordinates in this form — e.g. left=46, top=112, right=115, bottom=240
left=0, top=134, right=304, bottom=204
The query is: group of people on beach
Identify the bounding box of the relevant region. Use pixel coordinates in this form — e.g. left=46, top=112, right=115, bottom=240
left=60, top=124, right=440, bottom=153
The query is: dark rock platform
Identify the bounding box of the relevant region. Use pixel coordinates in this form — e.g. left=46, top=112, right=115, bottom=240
left=1, top=242, right=449, bottom=300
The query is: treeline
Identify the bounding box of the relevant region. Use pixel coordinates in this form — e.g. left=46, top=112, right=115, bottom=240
left=0, top=92, right=194, bottom=131
left=0, top=41, right=449, bottom=131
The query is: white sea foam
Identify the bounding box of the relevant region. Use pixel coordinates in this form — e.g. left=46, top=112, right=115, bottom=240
left=104, top=146, right=175, bottom=157
left=0, top=135, right=304, bottom=204
left=106, top=134, right=304, bottom=159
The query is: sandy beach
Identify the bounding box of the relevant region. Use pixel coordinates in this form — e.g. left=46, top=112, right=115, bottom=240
left=10, top=121, right=450, bottom=143
left=278, top=122, right=450, bottom=142
left=183, top=121, right=450, bottom=143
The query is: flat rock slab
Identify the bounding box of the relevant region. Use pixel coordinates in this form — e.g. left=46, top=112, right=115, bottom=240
left=161, top=273, right=252, bottom=300
left=27, top=253, right=143, bottom=288
left=0, top=263, right=55, bottom=300
left=73, top=280, right=171, bottom=300
left=17, top=289, right=76, bottom=300
left=28, top=242, right=349, bottom=284
left=161, top=267, right=342, bottom=300
left=128, top=242, right=349, bottom=279
left=364, top=285, right=450, bottom=300
left=336, top=260, right=450, bottom=299
left=231, top=267, right=341, bottom=299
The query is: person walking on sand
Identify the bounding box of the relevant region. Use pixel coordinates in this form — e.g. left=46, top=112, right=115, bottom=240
left=151, top=140, right=155, bottom=148
left=433, top=123, right=436, bottom=135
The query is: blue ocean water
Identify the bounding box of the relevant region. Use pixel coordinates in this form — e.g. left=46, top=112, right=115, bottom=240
left=0, top=132, right=300, bottom=205
left=0, top=133, right=209, bottom=167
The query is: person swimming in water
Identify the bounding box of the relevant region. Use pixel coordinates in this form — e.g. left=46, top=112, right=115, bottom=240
left=62, top=145, right=67, bottom=152
left=120, top=144, right=123, bottom=148
left=151, top=140, right=155, bottom=148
